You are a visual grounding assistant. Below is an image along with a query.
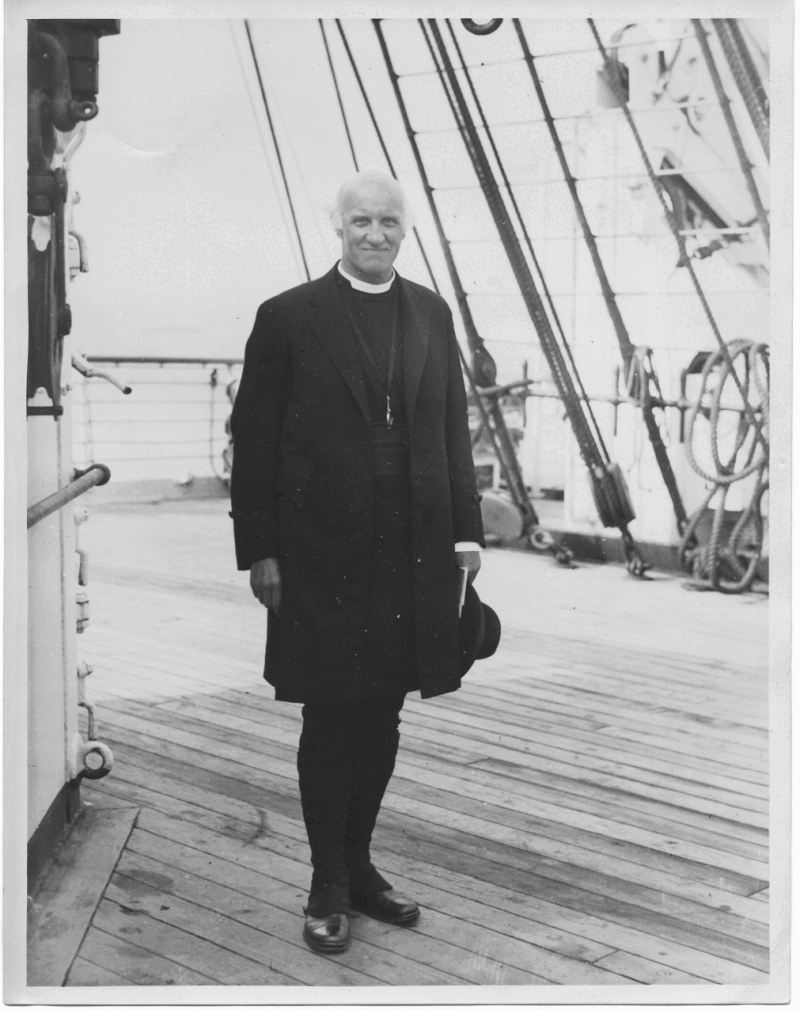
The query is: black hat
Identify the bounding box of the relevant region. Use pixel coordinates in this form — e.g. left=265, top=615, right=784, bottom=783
left=459, top=583, right=501, bottom=675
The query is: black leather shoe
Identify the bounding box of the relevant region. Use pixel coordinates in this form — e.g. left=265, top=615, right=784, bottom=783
left=351, top=888, right=420, bottom=926
left=303, top=912, right=351, bottom=954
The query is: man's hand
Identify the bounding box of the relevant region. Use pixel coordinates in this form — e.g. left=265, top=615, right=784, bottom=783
left=250, top=558, right=281, bottom=613
left=455, top=550, right=481, bottom=585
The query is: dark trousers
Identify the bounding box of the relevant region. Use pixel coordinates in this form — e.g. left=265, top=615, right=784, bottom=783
left=297, top=693, right=406, bottom=916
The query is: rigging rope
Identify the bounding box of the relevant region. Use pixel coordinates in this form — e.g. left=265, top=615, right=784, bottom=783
left=371, top=22, right=558, bottom=552
left=319, top=20, right=359, bottom=171
left=229, top=21, right=305, bottom=283
left=514, top=20, right=634, bottom=373
left=334, top=20, right=442, bottom=304
left=372, top=18, right=567, bottom=557
left=691, top=20, right=769, bottom=248
left=243, top=19, right=310, bottom=282
left=713, top=19, right=769, bottom=160
left=334, top=21, right=396, bottom=175
left=680, top=340, right=768, bottom=593
left=422, top=17, right=647, bottom=573
left=513, top=18, right=689, bottom=535
left=397, top=32, right=702, bottom=77
left=444, top=19, right=611, bottom=465
left=587, top=18, right=767, bottom=455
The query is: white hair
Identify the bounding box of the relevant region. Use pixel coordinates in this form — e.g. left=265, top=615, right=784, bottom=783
left=330, top=170, right=414, bottom=231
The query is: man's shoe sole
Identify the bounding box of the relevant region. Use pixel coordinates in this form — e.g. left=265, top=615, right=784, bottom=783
left=351, top=900, right=420, bottom=926
left=303, top=928, right=352, bottom=955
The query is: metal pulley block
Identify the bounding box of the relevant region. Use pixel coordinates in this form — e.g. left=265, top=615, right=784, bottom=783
left=589, top=461, right=637, bottom=530
left=76, top=589, right=89, bottom=632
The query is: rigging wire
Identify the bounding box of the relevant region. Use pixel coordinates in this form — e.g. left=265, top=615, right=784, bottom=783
left=444, top=17, right=611, bottom=463
left=395, top=32, right=702, bottom=76
left=228, top=20, right=304, bottom=283
left=587, top=17, right=767, bottom=452
left=334, top=20, right=397, bottom=177
left=371, top=18, right=552, bottom=548
left=264, top=66, right=332, bottom=258
left=430, top=165, right=750, bottom=188
left=370, top=21, right=488, bottom=344
left=691, top=19, right=769, bottom=247
left=319, top=19, right=360, bottom=170
left=334, top=19, right=442, bottom=298
left=512, top=18, right=688, bottom=533
left=413, top=100, right=729, bottom=133
left=243, top=19, right=311, bottom=282
left=712, top=19, right=769, bottom=160
left=334, top=21, right=487, bottom=396
left=513, top=20, right=634, bottom=372
left=421, top=17, right=647, bottom=572
left=419, top=17, right=589, bottom=406
left=450, top=226, right=761, bottom=242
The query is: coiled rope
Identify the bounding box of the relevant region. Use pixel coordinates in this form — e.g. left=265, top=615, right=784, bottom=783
left=680, top=340, right=769, bottom=593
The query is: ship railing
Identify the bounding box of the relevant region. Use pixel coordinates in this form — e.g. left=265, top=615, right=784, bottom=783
left=73, top=356, right=243, bottom=485
left=69, top=354, right=757, bottom=492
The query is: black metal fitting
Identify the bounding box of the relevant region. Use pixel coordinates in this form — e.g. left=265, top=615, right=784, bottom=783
left=73, top=462, right=112, bottom=487
left=31, top=30, right=98, bottom=132
left=27, top=405, right=64, bottom=417
left=31, top=20, right=119, bottom=103
left=27, top=19, right=119, bottom=414
left=28, top=89, right=55, bottom=215
left=461, top=19, right=503, bottom=35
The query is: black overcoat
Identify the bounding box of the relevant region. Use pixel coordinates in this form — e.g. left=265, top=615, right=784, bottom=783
left=230, top=264, right=484, bottom=702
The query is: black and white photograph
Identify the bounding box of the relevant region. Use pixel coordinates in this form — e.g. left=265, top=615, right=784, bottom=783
left=5, top=1, right=791, bottom=1003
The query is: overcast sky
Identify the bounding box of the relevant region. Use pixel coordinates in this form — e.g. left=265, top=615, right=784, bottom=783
left=67, top=17, right=640, bottom=362
left=66, top=15, right=769, bottom=393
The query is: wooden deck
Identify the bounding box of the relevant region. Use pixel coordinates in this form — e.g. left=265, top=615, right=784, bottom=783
left=69, top=498, right=769, bottom=988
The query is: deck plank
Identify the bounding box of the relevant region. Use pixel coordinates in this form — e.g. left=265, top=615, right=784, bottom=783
left=90, top=900, right=299, bottom=985
left=154, top=694, right=769, bottom=866
left=111, top=852, right=469, bottom=986
left=65, top=955, right=138, bottom=987
left=127, top=698, right=769, bottom=896
left=70, top=501, right=768, bottom=988
left=88, top=709, right=769, bottom=919
left=84, top=768, right=766, bottom=985
left=68, top=928, right=218, bottom=986
left=124, top=828, right=577, bottom=979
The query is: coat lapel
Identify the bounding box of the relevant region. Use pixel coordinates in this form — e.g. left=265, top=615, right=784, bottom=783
left=398, top=276, right=430, bottom=429
left=307, top=266, right=431, bottom=430
left=306, top=267, right=370, bottom=427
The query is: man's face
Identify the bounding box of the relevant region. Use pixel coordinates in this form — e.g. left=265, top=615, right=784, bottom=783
left=337, top=182, right=406, bottom=284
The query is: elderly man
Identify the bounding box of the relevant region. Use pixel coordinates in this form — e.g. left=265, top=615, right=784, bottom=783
left=230, top=170, right=484, bottom=955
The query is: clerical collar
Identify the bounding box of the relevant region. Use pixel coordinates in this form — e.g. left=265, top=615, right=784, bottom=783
left=338, top=261, right=395, bottom=294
